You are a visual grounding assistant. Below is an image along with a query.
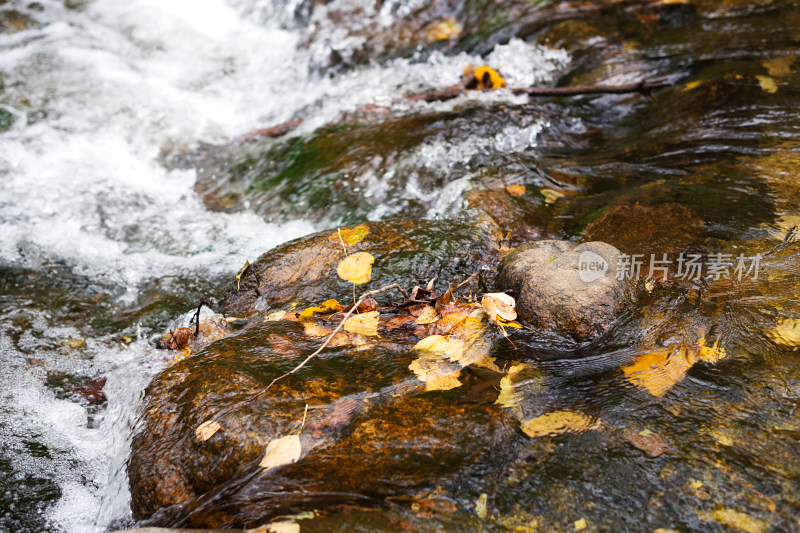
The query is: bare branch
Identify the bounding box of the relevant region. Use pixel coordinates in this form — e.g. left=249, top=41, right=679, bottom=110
left=410, top=77, right=672, bottom=103
left=235, top=283, right=408, bottom=408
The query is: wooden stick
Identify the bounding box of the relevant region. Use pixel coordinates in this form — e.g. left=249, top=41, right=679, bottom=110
left=410, top=77, right=671, bottom=103
left=249, top=283, right=408, bottom=399
left=511, top=77, right=671, bottom=97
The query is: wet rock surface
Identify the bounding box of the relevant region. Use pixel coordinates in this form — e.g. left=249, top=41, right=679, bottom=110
left=129, top=318, right=517, bottom=526
left=497, top=240, right=637, bottom=342
left=220, top=218, right=499, bottom=317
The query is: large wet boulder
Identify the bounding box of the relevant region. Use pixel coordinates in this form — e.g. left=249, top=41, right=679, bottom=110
left=128, top=318, right=517, bottom=527
left=129, top=216, right=519, bottom=526
left=497, top=240, right=637, bottom=342
left=220, top=218, right=499, bottom=317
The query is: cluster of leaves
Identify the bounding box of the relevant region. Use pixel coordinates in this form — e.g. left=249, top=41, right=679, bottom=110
left=176, top=220, right=743, bottom=492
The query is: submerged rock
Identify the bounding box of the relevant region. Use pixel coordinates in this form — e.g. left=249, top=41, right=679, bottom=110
left=581, top=202, right=705, bottom=259
left=497, top=240, right=636, bottom=342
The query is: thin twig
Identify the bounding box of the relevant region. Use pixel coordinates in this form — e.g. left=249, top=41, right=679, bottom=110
left=454, top=271, right=478, bottom=291
left=511, top=77, right=671, bottom=97
left=410, top=77, right=672, bottom=103
left=190, top=297, right=215, bottom=336
left=244, top=283, right=409, bottom=403
left=764, top=225, right=798, bottom=257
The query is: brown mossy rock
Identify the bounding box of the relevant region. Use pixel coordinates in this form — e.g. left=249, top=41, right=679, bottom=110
left=128, top=320, right=516, bottom=527
left=467, top=188, right=558, bottom=245
left=220, top=218, right=498, bottom=317
left=581, top=202, right=705, bottom=258
left=497, top=240, right=636, bottom=342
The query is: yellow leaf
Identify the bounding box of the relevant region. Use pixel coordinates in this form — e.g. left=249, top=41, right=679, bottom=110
left=622, top=347, right=694, bottom=397
left=698, top=339, right=727, bottom=363
left=495, top=363, right=535, bottom=410
left=574, top=518, right=588, bottom=531
left=435, top=310, right=469, bottom=333
left=337, top=252, right=374, bottom=285
left=474, top=65, right=507, bottom=90
left=175, top=347, right=192, bottom=361
left=63, top=337, right=86, bottom=349
left=481, top=292, right=517, bottom=324
left=765, top=318, right=800, bottom=347
left=195, top=420, right=222, bottom=441
left=268, top=522, right=300, bottom=533
left=698, top=508, right=767, bottom=533
left=497, top=317, right=522, bottom=328
left=756, top=75, right=778, bottom=94
left=540, top=188, right=565, bottom=205
left=297, top=299, right=342, bottom=321
left=426, top=17, right=462, bottom=43
left=762, top=56, right=795, bottom=77
left=689, top=479, right=703, bottom=490
left=506, top=184, right=526, bottom=197
left=235, top=260, right=250, bottom=291
left=414, top=334, right=469, bottom=362
left=259, top=434, right=301, bottom=471
left=475, top=493, right=488, bottom=519
left=265, top=310, right=287, bottom=321
left=329, top=223, right=370, bottom=246
left=344, top=310, right=379, bottom=336
left=303, top=321, right=333, bottom=338
left=683, top=80, right=702, bottom=91
left=520, top=410, right=598, bottom=438
left=408, top=357, right=462, bottom=391
left=413, top=306, right=439, bottom=325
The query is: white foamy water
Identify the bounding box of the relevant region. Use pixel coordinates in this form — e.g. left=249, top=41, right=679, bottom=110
left=0, top=1, right=568, bottom=531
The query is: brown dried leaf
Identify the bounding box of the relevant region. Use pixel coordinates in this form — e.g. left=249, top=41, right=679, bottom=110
left=158, top=327, right=194, bottom=350
left=435, top=310, right=469, bottom=334
left=386, top=315, right=416, bottom=330
left=267, top=334, right=302, bottom=359
left=195, top=420, right=222, bottom=441
left=481, top=293, right=517, bottom=324
left=413, top=306, right=439, bottom=325
left=623, top=428, right=671, bottom=457
left=259, top=434, right=301, bottom=471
